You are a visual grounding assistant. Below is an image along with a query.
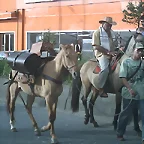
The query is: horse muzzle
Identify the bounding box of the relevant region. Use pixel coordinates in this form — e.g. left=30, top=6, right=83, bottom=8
left=66, top=64, right=78, bottom=79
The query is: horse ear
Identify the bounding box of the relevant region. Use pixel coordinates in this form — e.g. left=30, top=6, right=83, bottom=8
left=59, top=44, right=64, bottom=50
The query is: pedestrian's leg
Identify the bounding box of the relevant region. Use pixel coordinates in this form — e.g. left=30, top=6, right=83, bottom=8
left=117, top=98, right=134, bottom=141
left=139, top=100, right=144, bottom=143
left=133, top=103, right=142, bottom=136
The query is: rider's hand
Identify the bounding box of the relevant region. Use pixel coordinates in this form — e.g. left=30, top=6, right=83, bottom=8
left=107, top=51, right=118, bottom=57
left=119, top=47, right=125, bottom=51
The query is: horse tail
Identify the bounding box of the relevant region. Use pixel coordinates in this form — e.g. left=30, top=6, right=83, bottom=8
left=6, top=82, right=11, bottom=113
left=71, top=69, right=82, bottom=112
left=6, top=70, right=17, bottom=114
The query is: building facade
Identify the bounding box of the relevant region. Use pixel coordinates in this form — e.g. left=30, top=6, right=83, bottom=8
left=0, top=0, right=141, bottom=51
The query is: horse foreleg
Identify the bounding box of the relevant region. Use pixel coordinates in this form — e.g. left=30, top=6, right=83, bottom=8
left=81, top=95, right=90, bottom=125
left=113, top=92, right=122, bottom=131
left=8, top=82, right=20, bottom=132
left=26, top=95, right=41, bottom=136
left=43, top=97, right=58, bottom=144
left=81, top=81, right=91, bottom=125
left=89, top=87, right=99, bottom=127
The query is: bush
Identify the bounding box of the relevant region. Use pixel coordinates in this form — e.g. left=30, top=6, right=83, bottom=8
left=0, top=60, right=11, bottom=77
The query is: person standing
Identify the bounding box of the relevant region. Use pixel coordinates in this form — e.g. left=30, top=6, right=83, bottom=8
left=116, top=42, right=144, bottom=144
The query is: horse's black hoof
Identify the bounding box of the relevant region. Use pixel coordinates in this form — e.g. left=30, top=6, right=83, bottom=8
left=84, top=119, right=89, bottom=125
left=112, top=121, right=117, bottom=131
left=84, top=115, right=90, bottom=125
left=135, top=129, right=142, bottom=137
left=11, top=128, right=18, bottom=132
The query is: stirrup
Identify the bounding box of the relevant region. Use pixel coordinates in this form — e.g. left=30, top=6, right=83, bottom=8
left=99, top=91, right=108, bottom=98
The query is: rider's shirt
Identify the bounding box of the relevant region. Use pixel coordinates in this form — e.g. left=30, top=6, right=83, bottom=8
left=92, top=27, right=116, bottom=59
left=119, top=58, right=144, bottom=100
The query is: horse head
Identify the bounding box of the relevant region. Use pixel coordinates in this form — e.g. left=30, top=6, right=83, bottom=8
left=59, top=44, right=78, bottom=79
left=125, top=30, right=144, bottom=57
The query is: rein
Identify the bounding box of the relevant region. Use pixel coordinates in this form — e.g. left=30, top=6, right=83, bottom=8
left=42, top=63, right=76, bottom=85
left=66, top=64, right=76, bottom=71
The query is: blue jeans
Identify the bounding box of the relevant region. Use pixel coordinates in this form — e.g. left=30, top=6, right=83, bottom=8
left=117, top=98, right=144, bottom=141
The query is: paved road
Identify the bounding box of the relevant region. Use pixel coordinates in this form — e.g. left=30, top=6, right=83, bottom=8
left=0, top=104, right=142, bottom=144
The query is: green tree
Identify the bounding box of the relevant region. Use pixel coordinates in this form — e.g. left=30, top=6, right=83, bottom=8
left=122, top=1, right=144, bottom=27
left=42, top=30, right=56, bottom=45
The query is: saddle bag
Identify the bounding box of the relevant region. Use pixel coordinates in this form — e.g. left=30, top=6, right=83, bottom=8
left=7, top=51, right=42, bottom=74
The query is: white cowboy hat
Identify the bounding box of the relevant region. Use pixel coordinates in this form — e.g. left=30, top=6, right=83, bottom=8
left=135, top=42, right=144, bottom=49
left=99, top=17, right=117, bottom=25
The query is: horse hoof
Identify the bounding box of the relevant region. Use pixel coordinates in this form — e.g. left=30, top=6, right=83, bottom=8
left=84, top=119, right=89, bottom=125
left=90, top=120, right=99, bottom=127
left=112, top=121, right=117, bottom=131
left=11, top=128, right=18, bottom=132
left=93, top=122, right=99, bottom=127
left=51, top=138, right=58, bottom=144
left=41, top=126, right=48, bottom=132
left=114, top=125, right=117, bottom=131
left=35, top=130, right=41, bottom=136
left=84, top=116, right=89, bottom=125
left=135, top=129, right=142, bottom=137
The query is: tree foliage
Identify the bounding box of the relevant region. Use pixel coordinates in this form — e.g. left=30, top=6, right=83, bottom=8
left=122, top=1, right=144, bottom=27
left=42, top=30, right=56, bottom=45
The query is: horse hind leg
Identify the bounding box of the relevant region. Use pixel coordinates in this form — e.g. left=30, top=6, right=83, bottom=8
left=89, top=87, right=99, bottom=127
left=7, top=82, right=20, bottom=132
left=81, top=80, right=91, bottom=125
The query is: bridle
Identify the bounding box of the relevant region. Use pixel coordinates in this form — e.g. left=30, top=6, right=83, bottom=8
left=66, top=64, right=76, bottom=71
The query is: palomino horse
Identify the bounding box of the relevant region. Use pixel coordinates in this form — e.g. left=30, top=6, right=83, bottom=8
left=71, top=34, right=144, bottom=133
left=6, top=44, right=78, bottom=144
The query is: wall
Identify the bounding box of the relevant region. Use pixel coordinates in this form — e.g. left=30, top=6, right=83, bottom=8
left=0, top=0, right=16, bottom=12
left=17, top=0, right=138, bottom=31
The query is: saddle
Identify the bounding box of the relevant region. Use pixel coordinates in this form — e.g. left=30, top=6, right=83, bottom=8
left=93, top=52, right=123, bottom=74
left=7, top=42, right=56, bottom=84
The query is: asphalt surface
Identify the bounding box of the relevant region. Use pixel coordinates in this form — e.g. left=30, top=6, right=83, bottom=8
left=0, top=78, right=142, bottom=144
left=0, top=105, right=142, bottom=144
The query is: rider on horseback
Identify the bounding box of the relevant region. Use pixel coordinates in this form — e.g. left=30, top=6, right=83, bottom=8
left=92, top=17, right=118, bottom=98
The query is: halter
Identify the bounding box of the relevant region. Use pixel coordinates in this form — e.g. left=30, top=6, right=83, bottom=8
left=66, top=64, right=76, bottom=71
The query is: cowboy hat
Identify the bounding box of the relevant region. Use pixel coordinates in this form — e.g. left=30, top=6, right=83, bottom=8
left=135, top=42, right=144, bottom=49
left=99, top=17, right=117, bottom=25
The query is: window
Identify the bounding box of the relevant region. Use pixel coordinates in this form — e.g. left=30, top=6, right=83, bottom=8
left=27, top=31, right=92, bottom=51
left=0, top=33, right=14, bottom=51
left=27, top=32, right=59, bottom=50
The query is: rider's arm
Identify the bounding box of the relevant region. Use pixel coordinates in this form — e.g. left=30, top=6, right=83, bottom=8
left=92, top=30, right=109, bottom=55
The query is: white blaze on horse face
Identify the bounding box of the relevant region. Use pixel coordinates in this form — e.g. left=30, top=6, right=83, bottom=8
left=63, top=45, right=78, bottom=75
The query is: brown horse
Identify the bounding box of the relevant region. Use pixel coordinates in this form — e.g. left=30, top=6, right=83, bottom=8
left=71, top=34, right=144, bottom=131
left=6, top=44, right=78, bottom=144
